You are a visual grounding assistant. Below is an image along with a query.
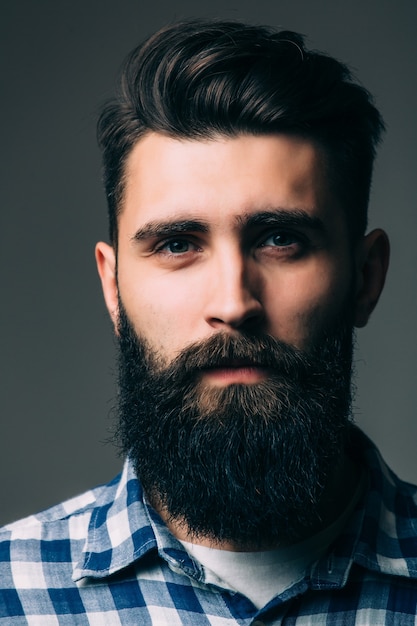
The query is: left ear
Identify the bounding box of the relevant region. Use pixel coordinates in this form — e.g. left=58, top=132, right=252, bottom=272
left=95, top=241, right=119, bottom=332
left=354, top=228, right=390, bottom=328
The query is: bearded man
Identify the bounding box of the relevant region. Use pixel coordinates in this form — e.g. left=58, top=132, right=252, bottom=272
left=1, top=19, right=416, bottom=625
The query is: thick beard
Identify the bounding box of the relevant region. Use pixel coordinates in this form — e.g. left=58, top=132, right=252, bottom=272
left=114, top=305, right=354, bottom=547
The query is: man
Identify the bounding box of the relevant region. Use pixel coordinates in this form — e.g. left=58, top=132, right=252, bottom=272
left=1, top=18, right=416, bottom=624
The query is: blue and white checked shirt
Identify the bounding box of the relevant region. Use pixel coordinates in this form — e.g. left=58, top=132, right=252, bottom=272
left=1, top=427, right=417, bottom=625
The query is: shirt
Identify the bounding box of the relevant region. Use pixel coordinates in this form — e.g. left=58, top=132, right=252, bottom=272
left=1, top=427, right=417, bottom=625
left=179, top=472, right=366, bottom=608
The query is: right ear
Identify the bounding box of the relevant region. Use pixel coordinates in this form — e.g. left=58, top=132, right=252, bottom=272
left=95, top=242, right=119, bottom=331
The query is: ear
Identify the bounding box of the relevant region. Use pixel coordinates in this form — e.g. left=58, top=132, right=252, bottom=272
left=354, top=228, right=390, bottom=328
left=95, top=242, right=119, bottom=331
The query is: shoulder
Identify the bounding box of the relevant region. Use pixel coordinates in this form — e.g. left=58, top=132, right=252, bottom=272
left=0, top=471, right=128, bottom=616
left=3, top=471, right=121, bottom=527
left=0, top=472, right=122, bottom=557
left=350, top=428, right=417, bottom=576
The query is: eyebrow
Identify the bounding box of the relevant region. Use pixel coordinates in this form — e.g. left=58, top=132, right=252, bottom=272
left=131, top=219, right=209, bottom=243
left=239, top=209, right=325, bottom=233
left=131, top=208, right=325, bottom=244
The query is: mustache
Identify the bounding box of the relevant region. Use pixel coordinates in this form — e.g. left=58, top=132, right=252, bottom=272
left=142, top=332, right=316, bottom=383
left=117, top=300, right=352, bottom=393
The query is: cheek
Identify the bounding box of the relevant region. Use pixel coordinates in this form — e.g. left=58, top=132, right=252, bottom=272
left=264, top=263, right=353, bottom=346
left=118, top=273, right=204, bottom=353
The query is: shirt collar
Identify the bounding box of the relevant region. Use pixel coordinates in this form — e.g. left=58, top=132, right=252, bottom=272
left=311, top=427, right=417, bottom=588
left=73, top=459, right=201, bottom=582
left=73, top=460, right=156, bottom=581
left=73, top=428, right=417, bottom=585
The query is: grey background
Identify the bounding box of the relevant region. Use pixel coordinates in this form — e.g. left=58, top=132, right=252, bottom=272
left=1, top=0, right=416, bottom=526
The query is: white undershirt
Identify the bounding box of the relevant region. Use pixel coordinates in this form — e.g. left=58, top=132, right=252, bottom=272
left=180, top=472, right=366, bottom=609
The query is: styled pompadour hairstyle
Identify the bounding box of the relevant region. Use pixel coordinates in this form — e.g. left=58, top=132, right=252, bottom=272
left=97, top=19, right=384, bottom=244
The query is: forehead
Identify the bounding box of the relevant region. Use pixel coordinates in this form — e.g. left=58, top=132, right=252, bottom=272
left=119, top=132, right=342, bottom=235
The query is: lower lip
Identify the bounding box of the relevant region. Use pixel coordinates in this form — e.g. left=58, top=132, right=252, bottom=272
left=202, top=366, right=269, bottom=386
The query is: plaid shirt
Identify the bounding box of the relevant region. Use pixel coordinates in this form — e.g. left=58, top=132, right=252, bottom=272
left=1, top=428, right=417, bottom=625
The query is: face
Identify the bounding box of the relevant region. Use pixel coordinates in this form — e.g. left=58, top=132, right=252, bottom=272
left=98, top=133, right=374, bottom=381
left=96, top=132, right=389, bottom=546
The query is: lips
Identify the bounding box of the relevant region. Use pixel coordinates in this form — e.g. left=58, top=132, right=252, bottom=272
left=200, top=360, right=269, bottom=385
left=202, top=358, right=262, bottom=370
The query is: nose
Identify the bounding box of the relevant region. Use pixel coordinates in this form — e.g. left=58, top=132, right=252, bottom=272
left=204, top=248, right=264, bottom=330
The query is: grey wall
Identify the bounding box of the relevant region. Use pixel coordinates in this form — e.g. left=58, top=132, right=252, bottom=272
left=1, top=0, right=416, bottom=526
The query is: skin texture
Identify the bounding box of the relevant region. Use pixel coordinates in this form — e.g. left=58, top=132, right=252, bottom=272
left=96, top=132, right=389, bottom=548
left=97, top=133, right=388, bottom=360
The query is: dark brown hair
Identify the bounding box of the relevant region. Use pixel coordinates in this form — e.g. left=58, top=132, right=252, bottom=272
left=98, top=19, right=384, bottom=244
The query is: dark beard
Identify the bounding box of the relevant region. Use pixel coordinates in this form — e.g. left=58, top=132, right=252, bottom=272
left=114, top=304, right=354, bottom=547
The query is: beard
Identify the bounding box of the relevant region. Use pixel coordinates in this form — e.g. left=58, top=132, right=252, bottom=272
left=114, top=303, right=354, bottom=547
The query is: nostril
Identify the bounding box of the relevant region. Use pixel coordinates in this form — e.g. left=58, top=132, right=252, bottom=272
left=207, top=301, right=264, bottom=330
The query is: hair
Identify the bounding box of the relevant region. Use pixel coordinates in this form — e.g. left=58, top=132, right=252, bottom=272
left=97, top=19, right=385, bottom=245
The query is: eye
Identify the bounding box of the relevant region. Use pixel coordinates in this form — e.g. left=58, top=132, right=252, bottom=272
left=255, top=229, right=310, bottom=260
left=163, top=239, right=191, bottom=254
left=260, top=230, right=302, bottom=247
left=155, top=237, right=199, bottom=256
